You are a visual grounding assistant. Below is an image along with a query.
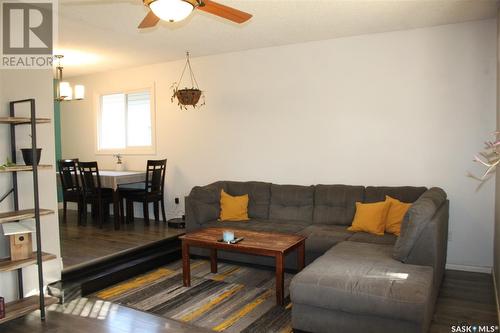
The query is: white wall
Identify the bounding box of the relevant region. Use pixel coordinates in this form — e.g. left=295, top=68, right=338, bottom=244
left=62, top=20, right=497, bottom=270
left=0, top=69, right=62, bottom=301
left=494, top=9, right=500, bottom=310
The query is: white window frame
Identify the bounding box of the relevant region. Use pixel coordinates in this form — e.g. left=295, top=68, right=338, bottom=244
left=95, top=86, right=156, bottom=155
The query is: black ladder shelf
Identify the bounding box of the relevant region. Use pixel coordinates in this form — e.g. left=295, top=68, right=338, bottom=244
left=0, top=99, right=57, bottom=324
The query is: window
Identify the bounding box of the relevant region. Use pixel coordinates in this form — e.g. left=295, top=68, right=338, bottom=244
left=97, top=90, right=154, bottom=154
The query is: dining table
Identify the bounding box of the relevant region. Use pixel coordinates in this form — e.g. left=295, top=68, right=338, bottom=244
left=98, top=170, right=147, bottom=230
left=57, top=170, right=147, bottom=230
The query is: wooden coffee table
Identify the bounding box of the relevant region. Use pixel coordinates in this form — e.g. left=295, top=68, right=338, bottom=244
left=179, top=227, right=306, bottom=306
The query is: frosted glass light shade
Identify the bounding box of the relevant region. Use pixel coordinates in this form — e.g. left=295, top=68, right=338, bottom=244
left=74, top=85, right=85, bottom=100
left=59, top=82, right=72, bottom=100
left=150, top=0, right=194, bottom=22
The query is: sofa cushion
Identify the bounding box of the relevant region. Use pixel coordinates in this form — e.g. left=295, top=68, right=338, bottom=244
left=188, top=182, right=227, bottom=222
left=225, top=181, right=271, bottom=219
left=290, top=241, right=434, bottom=324
left=299, top=225, right=353, bottom=255
left=393, top=187, right=447, bottom=262
left=313, top=185, right=365, bottom=225
left=203, top=219, right=308, bottom=234
left=190, top=200, right=220, bottom=225
left=347, top=232, right=397, bottom=245
left=269, top=184, right=314, bottom=222
left=189, top=181, right=226, bottom=204
left=365, top=186, right=427, bottom=204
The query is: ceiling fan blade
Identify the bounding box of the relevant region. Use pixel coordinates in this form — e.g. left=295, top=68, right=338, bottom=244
left=138, top=10, right=160, bottom=28
left=197, top=0, right=252, bottom=24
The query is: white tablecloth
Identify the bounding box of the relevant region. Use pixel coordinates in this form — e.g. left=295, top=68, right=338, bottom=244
left=98, top=170, right=147, bottom=190
left=57, top=170, right=147, bottom=191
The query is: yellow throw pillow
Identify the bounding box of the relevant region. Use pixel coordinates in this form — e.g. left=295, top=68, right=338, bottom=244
left=385, top=196, right=411, bottom=236
left=219, top=189, right=250, bottom=222
left=348, top=201, right=391, bottom=236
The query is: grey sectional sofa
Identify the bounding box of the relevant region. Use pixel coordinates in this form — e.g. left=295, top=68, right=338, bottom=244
left=185, top=181, right=449, bottom=333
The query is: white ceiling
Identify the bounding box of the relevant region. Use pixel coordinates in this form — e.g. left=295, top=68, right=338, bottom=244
left=58, top=0, right=499, bottom=77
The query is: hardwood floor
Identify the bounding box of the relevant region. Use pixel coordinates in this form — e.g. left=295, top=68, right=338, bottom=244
left=0, top=268, right=498, bottom=332
left=1, top=300, right=212, bottom=333
left=430, top=270, right=499, bottom=332
left=60, top=209, right=184, bottom=269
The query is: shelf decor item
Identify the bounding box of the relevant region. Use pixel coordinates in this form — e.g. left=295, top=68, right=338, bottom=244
left=20, top=148, right=42, bottom=166
left=3, top=223, right=34, bottom=261
left=171, top=52, right=205, bottom=110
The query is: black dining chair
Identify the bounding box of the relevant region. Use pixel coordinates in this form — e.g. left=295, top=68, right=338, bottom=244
left=78, top=161, right=115, bottom=228
left=58, top=159, right=83, bottom=225
left=118, top=159, right=167, bottom=225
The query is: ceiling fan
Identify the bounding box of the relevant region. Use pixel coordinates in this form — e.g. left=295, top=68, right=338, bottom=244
left=138, top=0, right=252, bottom=28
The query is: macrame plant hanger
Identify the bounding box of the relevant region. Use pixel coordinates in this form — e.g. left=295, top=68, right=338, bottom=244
left=171, top=52, right=205, bottom=110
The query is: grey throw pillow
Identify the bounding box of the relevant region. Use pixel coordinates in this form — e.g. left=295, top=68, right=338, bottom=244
left=393, top=187, right=447, bottom=262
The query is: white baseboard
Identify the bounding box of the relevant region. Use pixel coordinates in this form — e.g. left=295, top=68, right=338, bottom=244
left=493, top=271, right=500, bottom=325
left=445, top=263, right=492, bottom=274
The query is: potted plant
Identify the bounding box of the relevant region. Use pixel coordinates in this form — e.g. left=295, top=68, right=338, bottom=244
left=113, top=154, right=124, bottom=171
left=171, top=52, right=205, bottom=110
left=171, top=85, right=205, bottom=110
left=21, top=135, right=42, bottom=166
left=0, top=158, right=16, bottom=171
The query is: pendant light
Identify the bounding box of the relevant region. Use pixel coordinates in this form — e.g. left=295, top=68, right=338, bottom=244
left=54, top=55, right=85, bottom=101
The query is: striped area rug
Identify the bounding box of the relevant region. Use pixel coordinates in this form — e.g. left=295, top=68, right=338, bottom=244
left=57, top=259, right=295, bottom=332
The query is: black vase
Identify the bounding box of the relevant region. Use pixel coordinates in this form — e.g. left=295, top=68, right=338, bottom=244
left=21, top=148, right=42, bottom=166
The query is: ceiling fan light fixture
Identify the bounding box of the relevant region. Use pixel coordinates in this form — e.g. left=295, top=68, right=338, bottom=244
left=149, top=0, right=195, bottom=22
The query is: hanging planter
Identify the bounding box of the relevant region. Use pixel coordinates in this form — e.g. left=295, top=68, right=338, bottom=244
left=175, top=88, right=202, bottom=106
left=171, top=52, right=205, bottom=110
